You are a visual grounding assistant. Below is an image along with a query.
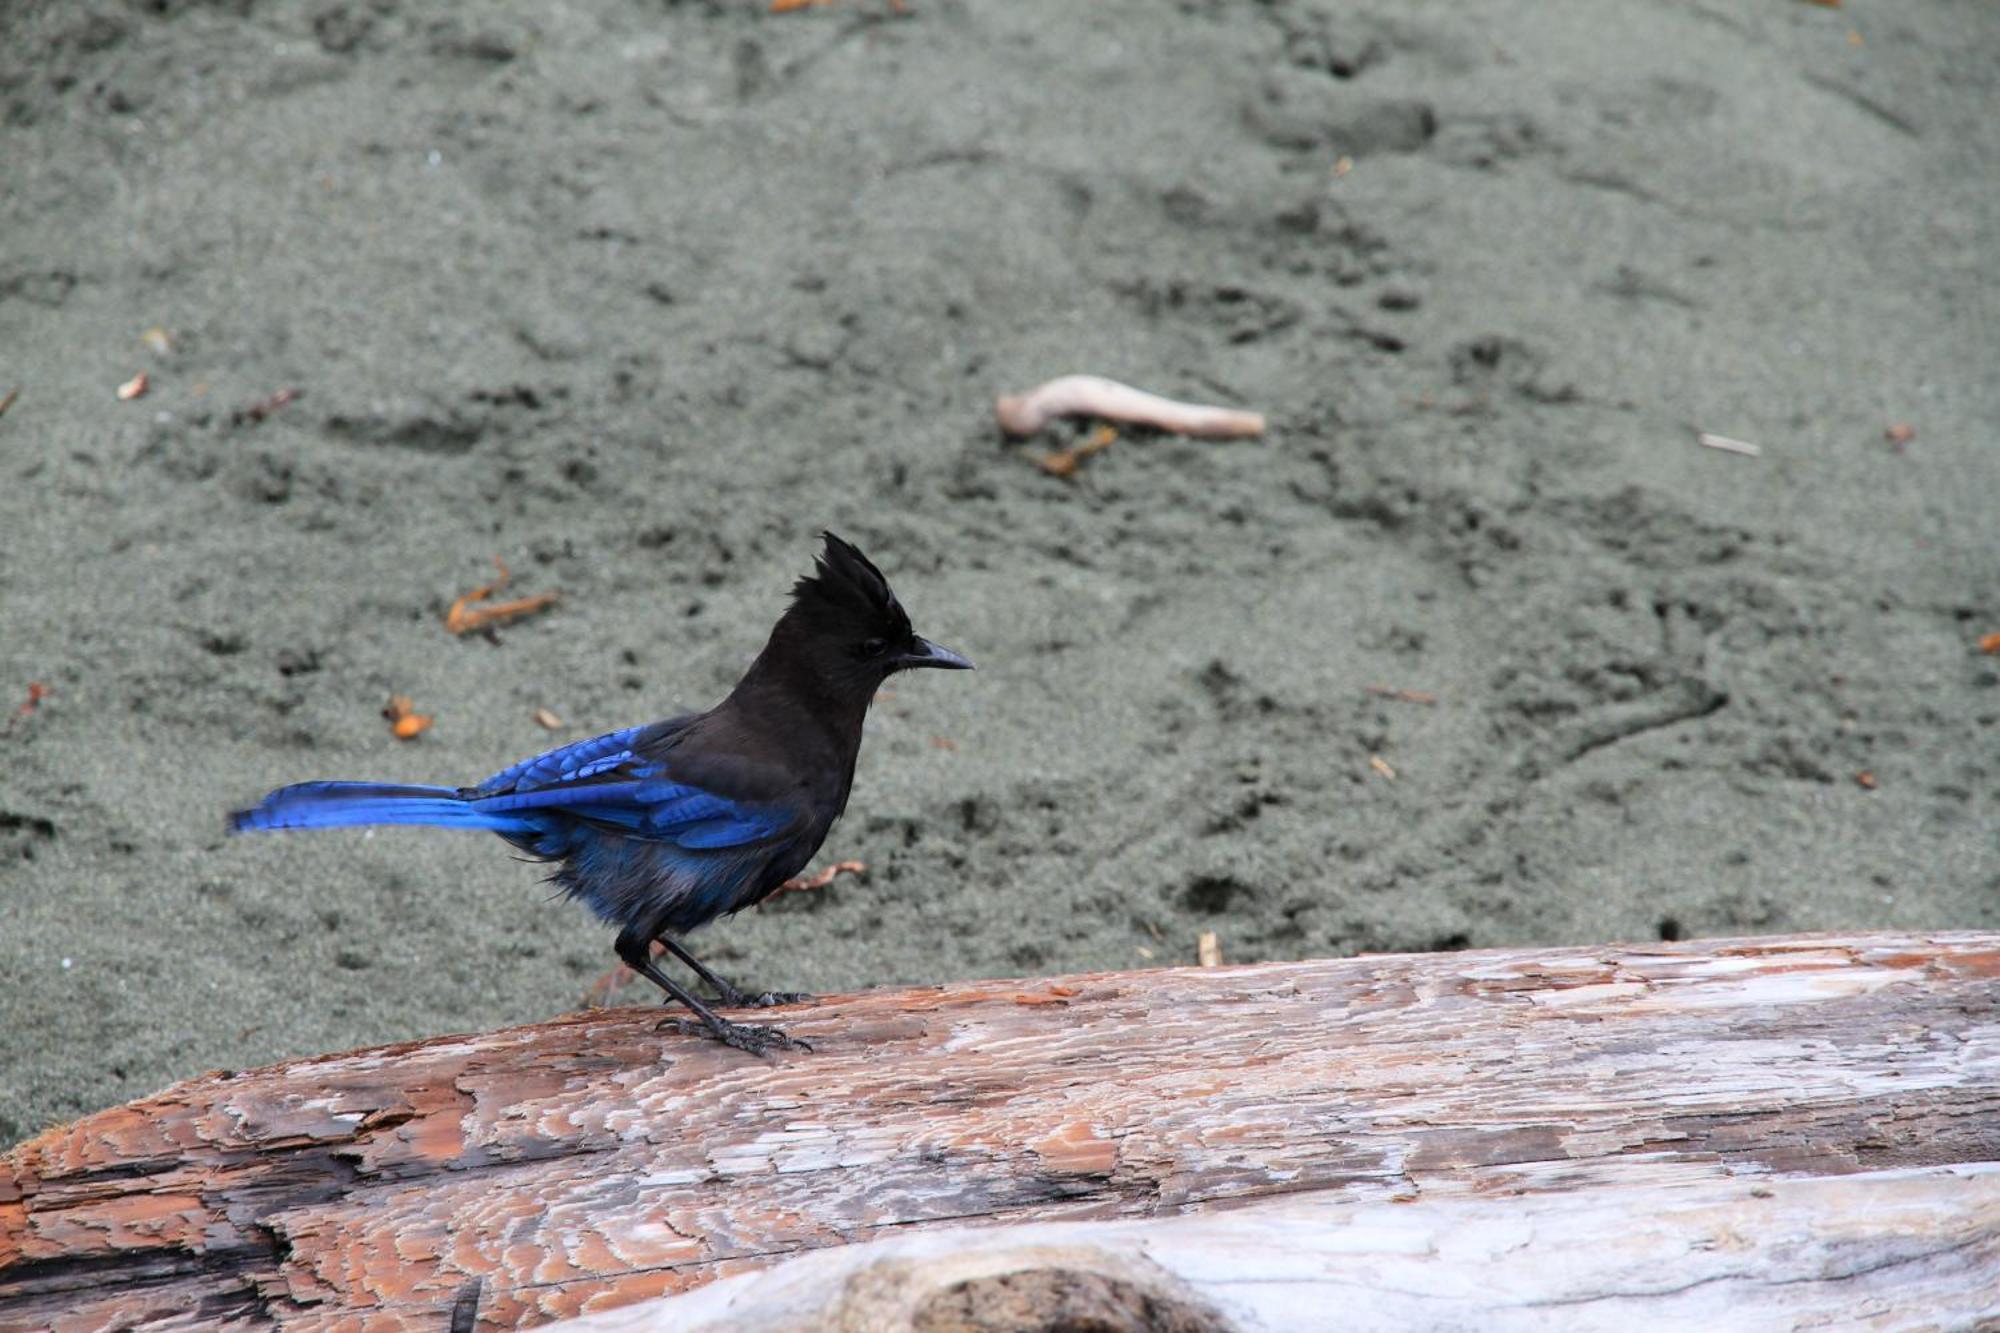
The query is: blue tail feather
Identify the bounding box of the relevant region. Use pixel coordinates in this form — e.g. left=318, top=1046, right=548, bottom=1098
left=229, top=781, right=535, bottom=835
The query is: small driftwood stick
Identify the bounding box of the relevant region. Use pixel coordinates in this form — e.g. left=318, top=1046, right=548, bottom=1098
left=2, top=931, right=1996, bottom=1328
left=1696, top=430, right=1762, bottom=457
left=995, top=374, right=1266, bottom=438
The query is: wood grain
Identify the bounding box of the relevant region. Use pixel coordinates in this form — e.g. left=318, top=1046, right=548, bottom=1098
left=3, top=931, right=1996, bottom=1330
left=554, top=1164, right=2000, bottom=1331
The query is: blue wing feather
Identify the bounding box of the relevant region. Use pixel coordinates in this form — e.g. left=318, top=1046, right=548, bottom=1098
left=672, top=813, right=788, bottom=848
left=469, top=727, right=788, bottom=851
left=473, top=726, right=649, bottom=797
left=472, top=781, right=648, bottom=814
left=232, top=717, right=801, bottom=934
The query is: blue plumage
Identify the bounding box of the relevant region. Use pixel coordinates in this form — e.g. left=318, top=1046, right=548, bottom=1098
left=229, top=781, right=535, bottom=835
left=228, top=533, right=972, bottom=1056
left=231, top=723, right=797, bottom=932
left=472, top=724, right=648, bottom=797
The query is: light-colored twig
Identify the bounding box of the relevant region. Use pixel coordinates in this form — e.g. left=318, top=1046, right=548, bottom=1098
left=1696, top=431, right=1761, bottom=458
left=996, top=375, right=1266, bottom=439
left=1363, top=685, right=1436, bottom=705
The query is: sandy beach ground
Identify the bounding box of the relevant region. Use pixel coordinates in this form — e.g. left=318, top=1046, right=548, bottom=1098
left=2, top=0, right=1994, bottom=1145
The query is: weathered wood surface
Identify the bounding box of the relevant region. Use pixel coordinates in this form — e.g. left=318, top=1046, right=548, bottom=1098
left=2, top=931, right=1996, bottom=1330
left=553, top=1163, right=2000, bottom=1332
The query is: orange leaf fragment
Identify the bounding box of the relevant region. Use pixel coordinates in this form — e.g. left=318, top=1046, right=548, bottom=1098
left=1980, top=632, right=2000, bottom=655
left=772, top=859, right=867, bottom=896
left=445, top=557, right=560, bottom=635
left=1855, top=770, right=1877, bottom=790
left=1035, top=423, right=1119, bottom=478
left=116, top=371, right=149, bottom=401
left=383, top=695, right=433, bottom=740
left=233, top=386, right=299, bottom=426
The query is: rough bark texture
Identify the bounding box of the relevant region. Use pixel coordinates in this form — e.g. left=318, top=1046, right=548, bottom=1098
left=2, top=932, right=1997, bottom=1331
left=552, top=1164, right=2000, bottom=1332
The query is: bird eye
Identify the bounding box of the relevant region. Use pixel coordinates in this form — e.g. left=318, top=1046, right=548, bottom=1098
left=861, top=637, right=889, bottom=658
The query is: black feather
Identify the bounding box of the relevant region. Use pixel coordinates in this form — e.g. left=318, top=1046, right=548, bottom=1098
left=227, top=535, right=970, bottom=1053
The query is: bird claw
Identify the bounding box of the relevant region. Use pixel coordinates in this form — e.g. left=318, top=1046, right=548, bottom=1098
left=657, top=1016, right=812, bottom=1056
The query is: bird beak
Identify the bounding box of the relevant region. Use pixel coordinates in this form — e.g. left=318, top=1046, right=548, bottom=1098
left=899, top=637, right=974, bottom=671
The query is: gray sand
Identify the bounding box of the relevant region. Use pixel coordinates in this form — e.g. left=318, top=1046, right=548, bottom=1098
left=2, top=0, right=1995, bottom=1146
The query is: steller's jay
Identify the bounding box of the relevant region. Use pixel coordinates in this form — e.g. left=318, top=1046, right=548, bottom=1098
left=230, top=533, right=971, bottom=1054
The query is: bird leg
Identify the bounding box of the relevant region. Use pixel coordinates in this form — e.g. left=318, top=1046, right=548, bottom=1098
left=614, top=925, right=810, bottom=1055
left=656, top=936, right=812, bottom=1009
left=578, top=938, right=811, bottom=1010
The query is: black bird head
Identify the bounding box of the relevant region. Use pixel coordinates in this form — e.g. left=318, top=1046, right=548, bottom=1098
left=744, top=533, right=971, bottom=710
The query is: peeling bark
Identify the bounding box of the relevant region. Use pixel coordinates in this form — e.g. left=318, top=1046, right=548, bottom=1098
left=552, top=1164, right=2000, bottom=1332
left=3, top=932, right=1997, bottom=1330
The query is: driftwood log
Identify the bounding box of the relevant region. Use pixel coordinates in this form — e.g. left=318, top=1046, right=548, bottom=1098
left=2, top=931, right=1996, bottom=1330
left=554, top=1164, right=2000, bottom=1332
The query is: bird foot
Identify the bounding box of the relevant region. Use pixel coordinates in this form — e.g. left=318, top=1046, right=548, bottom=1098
left=657, top=1016, right=812, bottom=1056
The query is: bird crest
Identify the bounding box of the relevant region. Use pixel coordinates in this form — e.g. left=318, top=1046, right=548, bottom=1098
left=230, top=530, right=967, bottom=1057
left=791, top=532, right=911, bottom=636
